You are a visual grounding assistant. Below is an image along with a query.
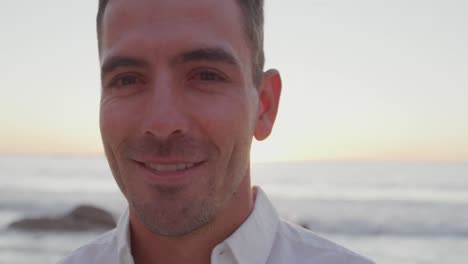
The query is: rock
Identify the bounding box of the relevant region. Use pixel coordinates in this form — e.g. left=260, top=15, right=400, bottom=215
left=298, top=222, right=310, bottom=230
left=8, top=205, right=116, bottom=231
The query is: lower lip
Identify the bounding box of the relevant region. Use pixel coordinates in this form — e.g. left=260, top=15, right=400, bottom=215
left=135, top=161, right=205, bottom=185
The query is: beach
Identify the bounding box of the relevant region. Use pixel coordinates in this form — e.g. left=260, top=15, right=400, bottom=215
left=1, top=155, right=467, bottom=263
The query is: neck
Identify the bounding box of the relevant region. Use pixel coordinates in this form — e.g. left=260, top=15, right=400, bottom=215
left=129, top=176, right=255, bottom=264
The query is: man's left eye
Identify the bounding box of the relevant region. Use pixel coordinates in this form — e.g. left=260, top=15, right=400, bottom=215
left=193, top=70, right=227, bottom=82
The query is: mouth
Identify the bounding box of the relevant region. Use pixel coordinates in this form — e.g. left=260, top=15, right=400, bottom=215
left=133, top=159, right=206, bottom=185
left=144, top=162, right=197, bottom=173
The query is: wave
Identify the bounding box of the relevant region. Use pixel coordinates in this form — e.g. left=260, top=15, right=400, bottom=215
left=277, top=198, right=468, bottom=237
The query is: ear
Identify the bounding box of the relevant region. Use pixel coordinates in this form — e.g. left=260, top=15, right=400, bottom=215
left=254, top=69, right=282, bottom=141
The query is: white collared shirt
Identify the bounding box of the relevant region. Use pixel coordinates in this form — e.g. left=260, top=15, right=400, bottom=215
left=59, top=187, right=373, bottom=264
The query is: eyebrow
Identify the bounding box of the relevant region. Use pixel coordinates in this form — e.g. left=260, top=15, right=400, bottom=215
left=172, top=47, right=239, bottom=66
left=100, top=56, right=149, bottom=79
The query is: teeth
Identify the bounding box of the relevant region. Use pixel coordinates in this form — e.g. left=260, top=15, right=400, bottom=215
left=146, top=163, right=195, bottom=172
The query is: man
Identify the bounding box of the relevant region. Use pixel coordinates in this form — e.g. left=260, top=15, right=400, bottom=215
left=61, top=0, right=373, bottom=263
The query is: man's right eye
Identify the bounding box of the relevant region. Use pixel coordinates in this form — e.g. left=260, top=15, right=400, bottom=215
left=109, top=75, right=142, bottom=88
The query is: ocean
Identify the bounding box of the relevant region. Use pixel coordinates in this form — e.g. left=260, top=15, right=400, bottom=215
left=1, top=154, right=467, bottom=264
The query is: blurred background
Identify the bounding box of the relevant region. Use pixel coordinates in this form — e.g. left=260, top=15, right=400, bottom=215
left=1, top=0, right=467, bottom=263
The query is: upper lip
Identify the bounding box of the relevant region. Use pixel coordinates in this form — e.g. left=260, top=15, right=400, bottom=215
left=134, top=158, right=204, bottom=164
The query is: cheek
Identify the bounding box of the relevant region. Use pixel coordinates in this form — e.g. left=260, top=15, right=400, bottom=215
left=189, top=94, right=256, bottom=155
left=100, top=98, right=140, bottom=152
left=100, top=104, right=120, bottom=148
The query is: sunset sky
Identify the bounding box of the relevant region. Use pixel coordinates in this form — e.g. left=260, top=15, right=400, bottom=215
left=1, top=0, right=467, bottom=162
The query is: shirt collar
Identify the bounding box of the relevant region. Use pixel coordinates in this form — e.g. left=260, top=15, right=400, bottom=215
left=220, top=186, right=279, bottom=264
left=116, top=186, right=279, bottom=264
left=116, top=208, right=134, bottom=264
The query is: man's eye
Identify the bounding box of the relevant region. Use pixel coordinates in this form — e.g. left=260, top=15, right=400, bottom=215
left=200, top=72, right=219, bottom=81
left=193, top=70, right=227, bottom=82
left=109, top=75, right=141, bottom=88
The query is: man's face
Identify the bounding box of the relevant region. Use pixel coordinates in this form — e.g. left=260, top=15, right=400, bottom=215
left=99, top=0, right=262, bottom=236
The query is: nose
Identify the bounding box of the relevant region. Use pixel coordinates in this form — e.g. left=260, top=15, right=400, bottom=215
left=139, top=76, right=189, bottom=139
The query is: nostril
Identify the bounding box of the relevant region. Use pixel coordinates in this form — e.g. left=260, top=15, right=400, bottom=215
left=141, top=128, right=186, bottom=142
left=172, top=130, right=184, bottom=136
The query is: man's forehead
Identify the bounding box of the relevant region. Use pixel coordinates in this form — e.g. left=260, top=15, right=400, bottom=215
left=104, top=0, right=242, bottom=23
left=101, top=0, right=245, bottom=46
left=100, top=0, right=252, bottom=70
left=100, top=0, right=252, bottom=85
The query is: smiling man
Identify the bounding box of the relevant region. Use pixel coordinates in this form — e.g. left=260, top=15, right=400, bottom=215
left=60, top=0, right=372, bottom=263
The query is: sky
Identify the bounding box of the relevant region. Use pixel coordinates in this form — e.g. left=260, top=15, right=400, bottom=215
left=1, top=0, right=467, bottom=162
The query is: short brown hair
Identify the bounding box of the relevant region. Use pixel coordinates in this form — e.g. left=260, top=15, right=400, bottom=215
left=96, top=0, right=265, bottom=87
